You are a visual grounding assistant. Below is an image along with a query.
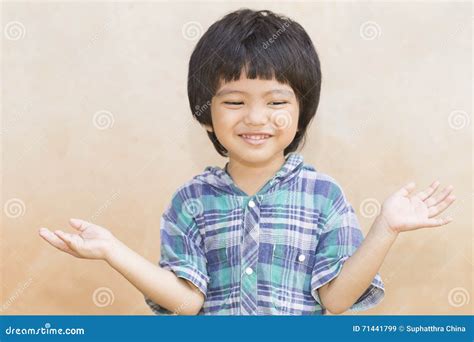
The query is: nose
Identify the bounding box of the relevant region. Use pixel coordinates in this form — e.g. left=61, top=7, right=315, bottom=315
left=243, top=105, right=269, bottom=126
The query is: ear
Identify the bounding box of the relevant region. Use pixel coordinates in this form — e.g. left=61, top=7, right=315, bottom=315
left=202, top=124, right=213, bottom=133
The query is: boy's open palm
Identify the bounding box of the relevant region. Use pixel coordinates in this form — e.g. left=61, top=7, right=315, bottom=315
left=39, top=219, right=116, bottom=260
left=381, top=180, right=456, bottom=234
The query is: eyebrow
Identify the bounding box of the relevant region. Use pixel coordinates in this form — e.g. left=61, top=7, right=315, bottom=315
left=215, top=89, right=294, bottom=97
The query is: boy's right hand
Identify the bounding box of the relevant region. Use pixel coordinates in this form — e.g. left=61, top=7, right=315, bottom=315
left=39, top=218, right=118, bottom=260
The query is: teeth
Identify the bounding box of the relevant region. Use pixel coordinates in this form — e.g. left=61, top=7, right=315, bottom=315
left=241, top=134, right=270, bottom=140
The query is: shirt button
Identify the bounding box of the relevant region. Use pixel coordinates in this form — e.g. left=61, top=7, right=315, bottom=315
left=248, top=200, right=256, bottom=208
left=245, top=267, right=253, bottom=275
left=298, top=254, right=306, bottom=262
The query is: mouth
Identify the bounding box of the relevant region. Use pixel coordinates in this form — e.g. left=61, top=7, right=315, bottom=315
left=238, top=133, right=273, bottom=146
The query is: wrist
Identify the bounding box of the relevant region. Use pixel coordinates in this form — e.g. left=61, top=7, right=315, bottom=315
left=104, top=236, right=125, bottom=264
left=372, top=214, right=400, bottom=241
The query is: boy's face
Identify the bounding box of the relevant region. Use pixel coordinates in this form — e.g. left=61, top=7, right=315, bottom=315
left=206, top=73, right=299, bottom=165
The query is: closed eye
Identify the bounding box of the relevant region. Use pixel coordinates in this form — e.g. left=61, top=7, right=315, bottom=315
left=224, top=102, right=244, bottom=105
left=269, top=101, right=288, bottom=105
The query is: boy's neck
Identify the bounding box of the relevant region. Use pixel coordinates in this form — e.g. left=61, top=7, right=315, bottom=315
left=226, top=152, right=286, bottom=197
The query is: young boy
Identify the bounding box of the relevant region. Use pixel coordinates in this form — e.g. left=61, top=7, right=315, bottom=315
left=39, top=9, right=456, bottom=315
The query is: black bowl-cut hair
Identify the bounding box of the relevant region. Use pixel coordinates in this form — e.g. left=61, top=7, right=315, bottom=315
left=188, top=8, right=322, bottom=157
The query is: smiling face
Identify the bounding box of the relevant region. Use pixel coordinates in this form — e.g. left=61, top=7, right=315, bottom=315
left=205, top=73, right=300, bottom=166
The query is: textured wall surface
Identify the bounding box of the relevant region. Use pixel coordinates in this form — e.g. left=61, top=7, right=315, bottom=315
left=1, top=1, right=471, bottom=315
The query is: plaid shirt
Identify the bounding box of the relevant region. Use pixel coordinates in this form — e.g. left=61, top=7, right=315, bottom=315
left=145, top=153, right=384, bottom=315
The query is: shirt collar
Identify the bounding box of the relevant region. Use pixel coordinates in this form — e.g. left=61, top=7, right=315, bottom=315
left=199, top=153, right=304, bottom=196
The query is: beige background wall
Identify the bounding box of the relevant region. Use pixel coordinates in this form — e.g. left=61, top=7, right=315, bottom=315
left=1, top=1, right=471, bottom=315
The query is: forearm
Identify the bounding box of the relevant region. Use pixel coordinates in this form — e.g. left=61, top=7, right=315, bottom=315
left=320, top=214, right=397, bottom=313
left=105, top=238, right=204, bottom=315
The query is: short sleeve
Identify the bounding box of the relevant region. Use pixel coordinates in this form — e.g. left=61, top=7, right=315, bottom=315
left=311, top=188, right=385, bottom=312
left=144, top=190, right=209, bottom=315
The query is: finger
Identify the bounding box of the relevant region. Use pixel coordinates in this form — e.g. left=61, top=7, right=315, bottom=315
left=38, top=228, right=79, bottom=257
left=428, top=195, right=456, bottom=218
left=69, top=218, right=92, bottom=232
left=394, top=181, right=416, bottom=197
left=39, top=228, right=70, bottom=250
left=425, top=185, right=454, bottom=207
left=54, top=230, right=81, bottom=252
left=415, top=180, right=440, bottom=201
left=419, top=216, right=453, bottom=228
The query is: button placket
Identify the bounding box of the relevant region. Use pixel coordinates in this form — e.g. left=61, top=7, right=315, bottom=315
left=240, top=196, right=260, bottom=315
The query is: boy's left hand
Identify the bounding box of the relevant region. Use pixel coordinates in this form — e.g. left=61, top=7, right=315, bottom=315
left=380, top=180, right=456, bottom=234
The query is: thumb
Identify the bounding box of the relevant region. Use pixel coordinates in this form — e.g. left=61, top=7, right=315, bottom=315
left=394, top=181, right=416, bottom=197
